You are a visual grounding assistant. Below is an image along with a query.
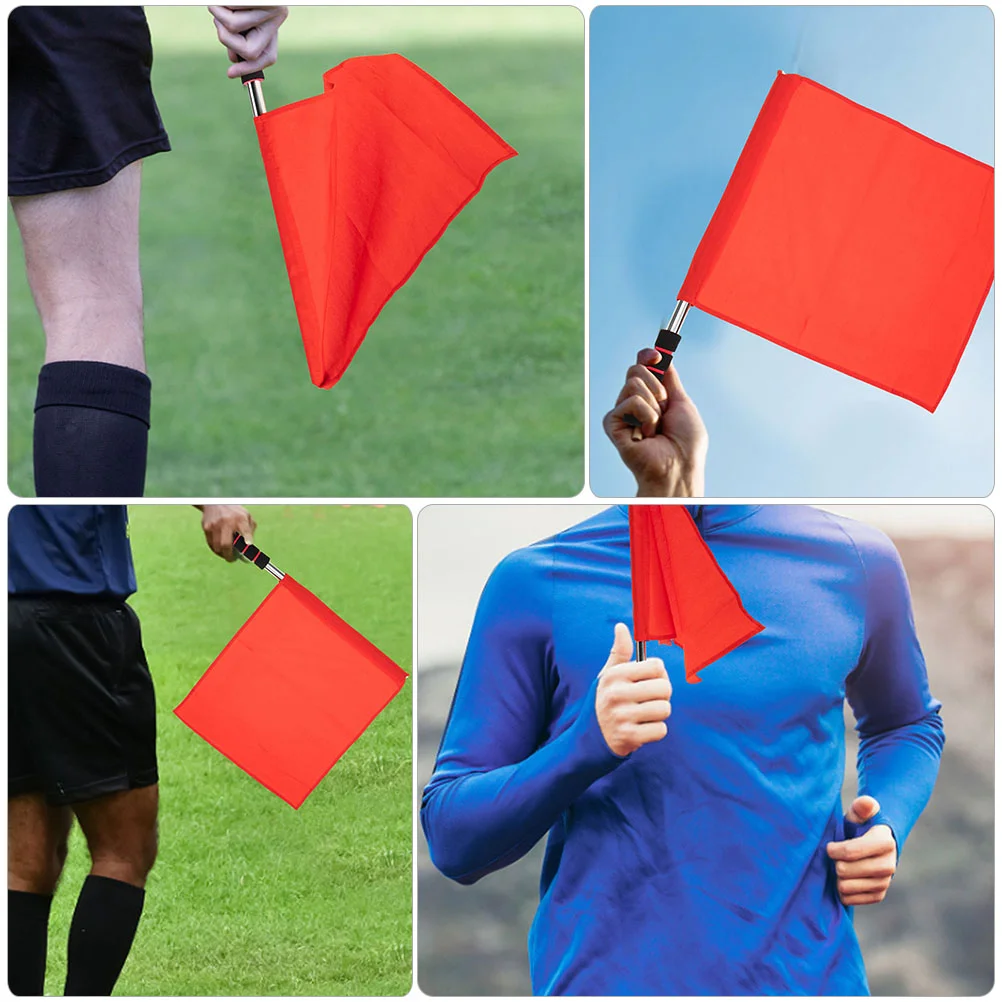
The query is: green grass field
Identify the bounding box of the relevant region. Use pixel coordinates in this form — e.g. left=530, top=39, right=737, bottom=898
left=7, top=8, right=584, bottom=497
left=39, top=505, right=412, bottom=996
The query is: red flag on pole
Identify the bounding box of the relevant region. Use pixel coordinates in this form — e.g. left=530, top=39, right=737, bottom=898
left=629, top=506, right=763, bottom=682
left=254, top=54, right=517, bottom=389
left=176, top=573, right=407, bottom=809
left=678, top=72, right=994, bottom=411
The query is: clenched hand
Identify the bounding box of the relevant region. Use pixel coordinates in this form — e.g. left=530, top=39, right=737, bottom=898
left=197, top=504, right=257, bottom=561
left=603, top=349, right=708, bottom=497
left=596, top=623, right=672, bottom=757
left=826, top=795, right=897, bottom=906
left=208, top=6, right=288, bottom=78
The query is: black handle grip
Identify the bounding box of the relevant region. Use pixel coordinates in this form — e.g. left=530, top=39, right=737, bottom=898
left=232, top=533, right=271, bottom=569
left=241, top=70, right=265, bottom=84
left=623, top=327, right=683, bottom=428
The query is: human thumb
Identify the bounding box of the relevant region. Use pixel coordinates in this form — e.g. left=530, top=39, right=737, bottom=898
left=606, top=622, right=634, bottom=667
left=846, top=795, right=880, bottom=826
left=239, top=519, right=254, bottom=546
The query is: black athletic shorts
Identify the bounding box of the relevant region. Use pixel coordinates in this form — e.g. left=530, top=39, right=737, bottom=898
left=9, top=594, right=158, bottom=805
left=8, top=6, right=171, bottom=196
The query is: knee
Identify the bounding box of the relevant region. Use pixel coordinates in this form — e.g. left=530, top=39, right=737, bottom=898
left=89, top=830, right=158, bottom=888
left=8, top=839, right=68, bottom=896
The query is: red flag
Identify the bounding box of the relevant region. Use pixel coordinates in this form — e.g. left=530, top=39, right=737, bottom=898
left=629, top=506, right=762, bottom=682
left=255, top=54, right=517, bottom=389
left=679, top=72, right=994, bottom=411
left=175, top=575, right=407, bottom=808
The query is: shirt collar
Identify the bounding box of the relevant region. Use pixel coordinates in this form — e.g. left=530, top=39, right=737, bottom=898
left=615, top=505, right=762, bottom=534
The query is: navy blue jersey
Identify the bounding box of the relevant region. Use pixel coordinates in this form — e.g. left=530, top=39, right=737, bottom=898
left=9, top=506, right=136, bottom=598
left=422, top=505, right=944, bottom=996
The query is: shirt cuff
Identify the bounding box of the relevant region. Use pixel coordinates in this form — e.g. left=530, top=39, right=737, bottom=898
left=562, top=675, right=631, bottom=780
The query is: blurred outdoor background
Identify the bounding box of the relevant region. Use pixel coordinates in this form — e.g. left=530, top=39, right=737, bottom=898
left=417, top=504, right=993, bottom=996
left=590, top=6, right=993, bottom=497
left=8, top=7, right=584, bottom=497
left=31, top=504, right=412, bottom=995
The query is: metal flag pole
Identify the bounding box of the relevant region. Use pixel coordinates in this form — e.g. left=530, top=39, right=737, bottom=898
left=233, top=533, right=285, bottom=580
left=242, top=70, right=267, bottom=117
left=626, top=300, right=692, bottom=442
left=636, top=640, right=647, bottom=662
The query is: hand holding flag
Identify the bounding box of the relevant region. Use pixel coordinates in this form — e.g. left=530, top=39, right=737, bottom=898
left=197, top=504, right=257, bottom=561
left=209, top=5, right=288, bottom=78
left=826, top=796, right=897, bottom=906
left=595, top=623, right=672, bottom=757
left=603, top=349, right=708, bottom=498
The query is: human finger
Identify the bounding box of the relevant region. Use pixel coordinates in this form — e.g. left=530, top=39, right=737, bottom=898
left=662, top=363, right=694, bottom=404
left=209, top=5, right=278, bottom=34
left=841, top=890, right=887, bottom=906
left=615, top=657, right=668, bottom=682
left=624, top=365, right=669, bottom=404
left=833, top=854, right=896, bottom=880
left=632, top=721, right=669, bottom=746
left=837, top=877, right=892, bottom=897
left=611, top=395, right=659, bottom=436
left=615, top=374, right=663, bottom=413
left=627, top=677, right=673, bottom=702
left=627, top=699, right=672, bottom=724
left=605, top=622, right=634, bottom=668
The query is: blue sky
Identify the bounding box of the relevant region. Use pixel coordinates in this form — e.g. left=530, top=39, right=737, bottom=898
left=589, top=6, right=994, bottom=498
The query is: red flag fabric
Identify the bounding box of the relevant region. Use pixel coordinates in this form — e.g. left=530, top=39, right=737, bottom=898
left=175, top=575, right=407, bottom=808
left=255, top=54, right=517, bottom=389
left=678, top=72, right=994, bottom=411
left=629, top=506, right=763, bottom=682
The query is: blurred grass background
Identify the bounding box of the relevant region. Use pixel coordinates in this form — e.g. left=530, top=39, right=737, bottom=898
left=7, top=7, right=584, bottom=496
left=40, top=504, right=412, bottom=995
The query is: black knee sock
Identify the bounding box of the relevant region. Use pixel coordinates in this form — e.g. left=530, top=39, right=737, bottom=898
left=33, top=361, right=151, bottom=497
left=64, top=875, right=145, bottom=997
left=8, top=889, right=53, bottom=996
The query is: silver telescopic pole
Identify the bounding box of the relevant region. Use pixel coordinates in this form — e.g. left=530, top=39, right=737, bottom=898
left=262, top=562, right=285, bottom=581
left=243, top=73, right=267, bottom=117
left=665, top=299, right=691, bottom=335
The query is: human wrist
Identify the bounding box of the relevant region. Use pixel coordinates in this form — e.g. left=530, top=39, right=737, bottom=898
left=635, top=463, right=705, bottom=498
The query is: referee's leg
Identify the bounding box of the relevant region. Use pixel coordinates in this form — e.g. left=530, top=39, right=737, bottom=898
left=11, top=160, right=152, bottom=497
left=8, top=794, right=72, bottom=996
left=63, top=785, right=159, bottom=997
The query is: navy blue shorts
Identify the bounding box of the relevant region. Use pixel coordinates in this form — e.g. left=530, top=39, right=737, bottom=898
left=8, top=6, right=171, bottom=196
left=8, top=594, right=158, bottom=805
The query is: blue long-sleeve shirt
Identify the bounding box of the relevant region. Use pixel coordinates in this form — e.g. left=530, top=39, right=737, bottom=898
left=421, top=505, right=944, bottom=996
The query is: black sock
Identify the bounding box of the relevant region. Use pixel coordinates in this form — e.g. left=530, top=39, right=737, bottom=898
left=64, top=875, right=145, bottom=996
left=33, top=361, right=151, bottom=497
left=8, top=889, right=53, bottom=996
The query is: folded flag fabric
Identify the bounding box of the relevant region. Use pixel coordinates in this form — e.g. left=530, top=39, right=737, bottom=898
left=629, top=506, right=763, bottom=681
left=175, top=574, right=407, bottom=808
left=678, top=72, right=994, bottom=411
left=254, top=53, right=518, bottom=389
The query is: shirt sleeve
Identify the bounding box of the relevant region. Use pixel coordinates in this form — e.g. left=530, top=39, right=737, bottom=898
left=421, top=543, right=626, bottom=884
left=844, top=525, right=944, bottom=855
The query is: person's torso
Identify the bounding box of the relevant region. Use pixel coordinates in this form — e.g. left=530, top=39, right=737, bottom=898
left=528, top=504, right=870, bottom=995
left=8, top=505, right=136, bottom=598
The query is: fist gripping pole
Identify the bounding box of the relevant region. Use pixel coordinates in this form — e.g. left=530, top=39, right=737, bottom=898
left=625, top=301, right=691, bottom=441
